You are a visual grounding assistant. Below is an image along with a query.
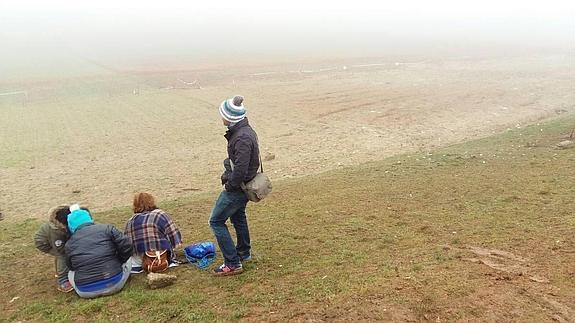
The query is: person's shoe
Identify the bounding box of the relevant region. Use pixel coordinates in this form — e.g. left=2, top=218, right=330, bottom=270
left=130, top=266, right=144, bottom=274
left=57, top=281, right=74, bottom=293
left=240, top=254, right=252, bottom=262
left=213, top=263, right=244, bottom=276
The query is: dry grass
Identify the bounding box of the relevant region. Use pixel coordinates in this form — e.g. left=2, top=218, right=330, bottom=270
left=1, top=113, right=574, bottom=322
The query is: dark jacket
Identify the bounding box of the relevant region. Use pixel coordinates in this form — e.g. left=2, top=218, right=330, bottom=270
left=65, top=223, right=133, bottom=286
left=223, top=118, right=260, bottom=192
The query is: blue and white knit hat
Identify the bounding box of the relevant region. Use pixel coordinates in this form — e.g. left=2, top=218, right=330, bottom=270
left=219, top=95, right=246, bottom=123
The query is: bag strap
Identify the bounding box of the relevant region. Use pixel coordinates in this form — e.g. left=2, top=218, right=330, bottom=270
left=256, top=135, right=264, bottom=173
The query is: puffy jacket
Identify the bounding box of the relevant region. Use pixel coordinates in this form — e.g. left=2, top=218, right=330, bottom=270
left=223, top=118, right=260, bottom=192
left=65, top=223, right=133, bottom=286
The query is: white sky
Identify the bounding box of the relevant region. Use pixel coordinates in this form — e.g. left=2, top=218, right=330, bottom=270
left=2, top=0, right=575, bottom=32
left=1, top=0, right=575, bottom=71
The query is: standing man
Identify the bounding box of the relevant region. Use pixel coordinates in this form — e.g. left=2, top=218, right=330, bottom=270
left=210, top=95, right=260, bottom=276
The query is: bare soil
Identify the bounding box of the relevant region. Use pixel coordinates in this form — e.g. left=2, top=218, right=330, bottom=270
left=1, top=55, right=574, bottom=219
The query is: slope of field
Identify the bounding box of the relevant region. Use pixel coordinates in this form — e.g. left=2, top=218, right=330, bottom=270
left=1, top=55, right=574, bottom=219
left=1, top=113, right=574, bottom=322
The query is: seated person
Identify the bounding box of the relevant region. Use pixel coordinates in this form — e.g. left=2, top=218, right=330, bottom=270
left=124, top=192, right=183, bottom=273
left=65, top=205, right=133, bottom=298
left=33, top=205, right=73, bottom=292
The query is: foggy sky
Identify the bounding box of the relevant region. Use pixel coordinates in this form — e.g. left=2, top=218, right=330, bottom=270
left=1, top=0, right=575, bottom=78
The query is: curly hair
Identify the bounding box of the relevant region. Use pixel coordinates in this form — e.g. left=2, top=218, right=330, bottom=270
left=133, top=192, right=157, bottom=213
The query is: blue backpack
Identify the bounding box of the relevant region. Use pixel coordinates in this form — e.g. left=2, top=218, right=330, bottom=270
left=184, top=242, right=216, bottom=269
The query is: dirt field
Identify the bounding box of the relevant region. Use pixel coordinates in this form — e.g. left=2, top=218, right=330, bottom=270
left=1, top=54, right=574, bottom=219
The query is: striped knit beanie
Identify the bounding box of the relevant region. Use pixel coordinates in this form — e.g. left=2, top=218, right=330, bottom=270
left=219, top=95, right=246, bottom=123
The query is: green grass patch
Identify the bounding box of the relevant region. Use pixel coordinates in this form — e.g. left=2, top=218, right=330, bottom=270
left=2, top=114, right=575, bottom=321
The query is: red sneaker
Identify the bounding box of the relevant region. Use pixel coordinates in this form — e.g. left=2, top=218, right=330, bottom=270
left=57, top=281, right=74, bottom=293
left=213, top=263, right=244, bottom=276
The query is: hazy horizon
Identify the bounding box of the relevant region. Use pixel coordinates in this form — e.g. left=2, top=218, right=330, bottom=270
left=2, top=0, right=575, bottom=81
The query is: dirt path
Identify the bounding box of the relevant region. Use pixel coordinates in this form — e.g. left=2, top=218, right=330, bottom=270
left=445, top=244, right=575, bottom=322
left=1, top=55, right=574, bottom=219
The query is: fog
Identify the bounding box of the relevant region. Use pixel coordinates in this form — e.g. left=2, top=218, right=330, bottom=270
left=1, top=0, right=575, bottom=78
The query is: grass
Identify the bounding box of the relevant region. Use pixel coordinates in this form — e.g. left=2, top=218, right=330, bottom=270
left=1, top=114, right=575, bottom=321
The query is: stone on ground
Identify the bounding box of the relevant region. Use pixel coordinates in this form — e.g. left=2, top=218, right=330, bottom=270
left=556, top=140, right=574, bottom=149
left=147, top=273, right=177, bottom=289
left=264, top=153, right=276, bottom=161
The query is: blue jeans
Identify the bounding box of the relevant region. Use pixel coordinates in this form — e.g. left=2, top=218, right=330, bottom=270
left=209, top=191, right=250, bottom=267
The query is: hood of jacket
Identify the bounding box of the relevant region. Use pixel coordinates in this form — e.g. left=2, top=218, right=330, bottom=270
left=49, top=205, right=70, bottom=232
